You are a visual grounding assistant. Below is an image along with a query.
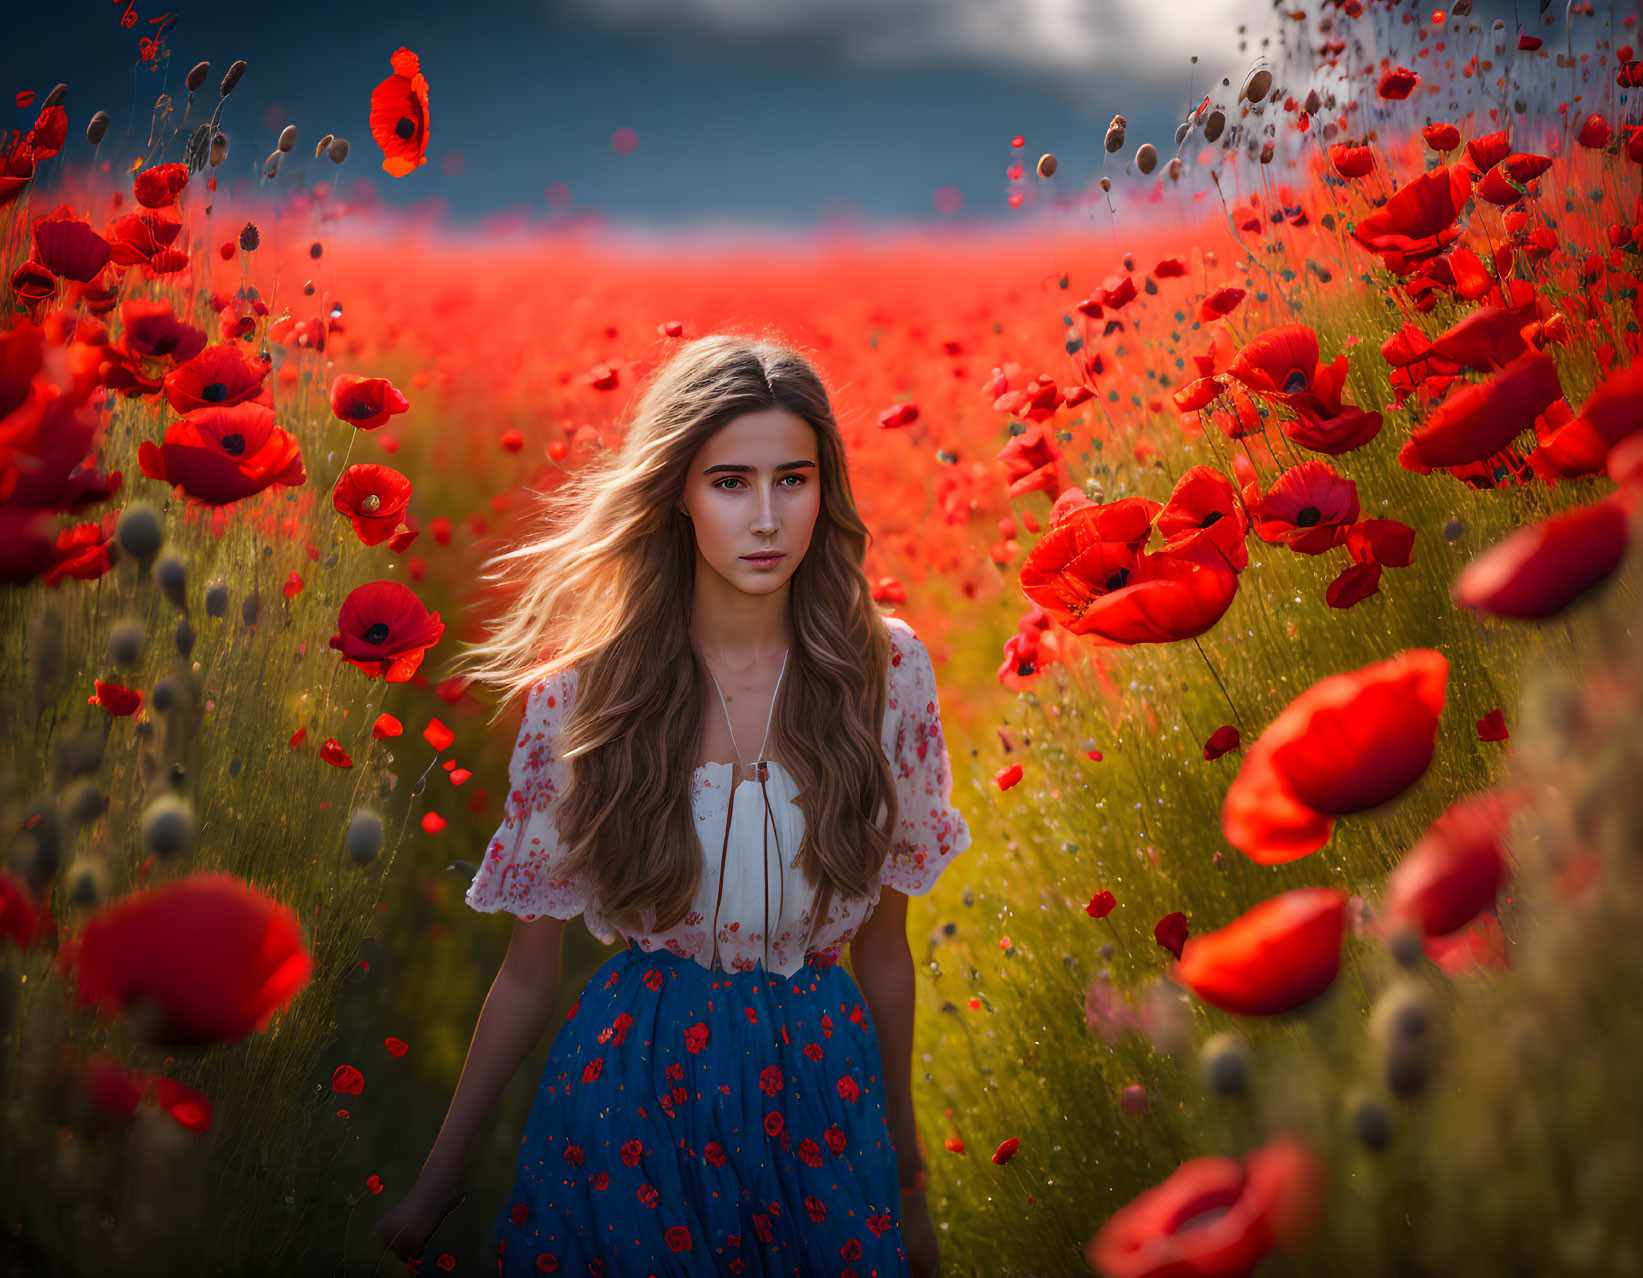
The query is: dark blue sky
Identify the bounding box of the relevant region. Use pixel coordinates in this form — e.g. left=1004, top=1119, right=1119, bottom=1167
left=5, top=0, right=1543, bottom=229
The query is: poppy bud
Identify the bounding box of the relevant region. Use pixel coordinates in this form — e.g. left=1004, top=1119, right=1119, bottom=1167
left=106, top=620, right=145, bottom=669
left=1105, top=118, right=1126, bottom=153
left=315, top=133, right=335, bottom=159
left=1304, top=89, right=1321, bottom=114
left=186, top=61, right=210, bottom=92
left=209, top=130, right=229, bottom=168
left=43, top=84, right=67, bottom=109
left=346, top=810, right=385, bottom=866
left=220, top=60, right=247, bottom=97
left=1242, top=69, right=1272, bottom=103
left=1168, top=157, right=1182, bottom=181
left=262, top=150, right=282, bottom=180
left=242, top=592, right=261, bottom=628
left=115, top=503, right=163, bottom=561
left=1386, top=925, right=1424, bottom=968
left=1037, top=153, right=1057, bottom=178
left=1099, top=176, right=1111, bottom=192
left=175, top=616, right=195, bottom=660
left=327, top=137, right=350, bottom=163
left=155, top=554, right=187, bottom=609
left=1351, top=1094, right=1393, bottom=1149
left=278, top=125, right=297, bottom=153
left=86, top=111, right=111, bottom=146
left=1443, top=518, right=1463, bottom=543
left=1135, top=143, right=1158, bottom=175
left=1204, top=110, right=1225, bottom=142
left=62, top=781, right=108, bottom=829
left=239, top=222, right=260, bottom=252
left=141, top=794, right=197, bottom=860
left=1199, top=1031, right=1251, bottom=1096
left=205, top=583, right=228, bottom=618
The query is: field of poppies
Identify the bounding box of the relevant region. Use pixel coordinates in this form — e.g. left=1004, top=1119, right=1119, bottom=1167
left=4, top=2, right=1643, bottom=1275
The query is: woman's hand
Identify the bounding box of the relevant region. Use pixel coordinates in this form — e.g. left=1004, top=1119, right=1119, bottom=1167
left=371, top=1179, right=462, bottom=1269
left=900, top=1188, right=939, bottom=1278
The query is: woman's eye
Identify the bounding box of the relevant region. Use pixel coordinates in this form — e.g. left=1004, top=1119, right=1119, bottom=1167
left=716, top=476, right=805, bottom=490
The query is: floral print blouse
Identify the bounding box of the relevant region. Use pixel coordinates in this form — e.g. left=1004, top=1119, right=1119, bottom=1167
left=465, top=616, right=972, bottom=977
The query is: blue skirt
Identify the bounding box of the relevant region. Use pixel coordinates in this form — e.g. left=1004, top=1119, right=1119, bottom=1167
left=493, top=938, right=913, bottom=1277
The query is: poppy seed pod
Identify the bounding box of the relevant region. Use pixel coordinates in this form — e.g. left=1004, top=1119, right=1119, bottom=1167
left=1168, top=157, right=1183, bottom=181
left=1242, top=69, right=1272, bottom=103
left=239, top=222, right=260, bottom=252
left=1105, top=116, right=1127, bottom=153
left=315, top=133, right=335, bottom=159
left=1351, top=1094, right=1394, bottom=1150
left=326, top=137, right=349, bottom=163
left=43, top=84, right=67, bottom=109
left=106, top=620, right=146, bottom=668
left=1199, top=1031, right=1251, bottom=1097
left=175, top=616, right=195, bottom=660
left=241, top=592, right=261, bottom=628
left=346, top=810, right=385, bottom=866
left=1037, top=153, right=1057, bottom=178
left=262, top=150, right=282, bottom=180
left=155, top=554, right=187, bottom=609
left=205, top=583, right=228, bottom=618
left=220, top=60, right=247, bottom=97
left=62, top=781, right=109, bottom=828
left=86, top=111, right=111, bottom=146
left=186, top=61, right=210, bottom=92
left=209, top=130, right=229, bottom=168
left=115, top=504, right=163, bottom=561
left=278, top=125, right=297, bottom=153
left=1136, top=143, right=1158, bottom=175
left=141, top=794, right=197, bottom=860
left=150, top=676, right=182, bottom=714
left=1175, top=122, right=1189, bottom=145
left=1204, top=110, right=1226, bottom=142
left=66, top=861, right=107, bottom=909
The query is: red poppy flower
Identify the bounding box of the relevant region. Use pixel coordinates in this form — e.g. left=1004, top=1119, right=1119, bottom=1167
left=1199, top=286, right=1246, bottom=323
left=878, top=401, right=920, bottom=429
left=1399, top=351, right=1563, bottom=473
left=1345, top=519, right=1416, bottom=568
left=80, top=1053, right=150, bottom=1123
left=1025, top=540, right=1239, bottom=645
left=24, top=104, right=67, bottom=160
left=1, top=870, right=56, bottom=949
left=154, top=1075, right=213, bottom=1133
left=1203, top=725, right=1241, bottom=759
left=1578, top=113, right=1612, bottom=148
left=333, top=463, right=413, bottom=545
left=1153, top=256, right=1188, bottom=278
left=0, top=142, right=36, bottom=211
left=103, top=206, right=181, bottom=268
left=10, top=260, right=57, bottom=318
left=1174, top=888, right=1347, bottom=1015
left=1285, top=403, right=1384, bottom=456
left=88, top=679, right=143, bottom=716
left=329, top=580, right=446, bottom=683
left=1424, top=302, right=1537, bottom=372
left=1086, top=1137, right=1322, bottom=1278
left=118, top=298, right=207, bottom=365
left=1325, top=560, right=1382, bottom=609
left=31, top=206, right=111, bottom=283
left=1473, top=153, right=1551, bottom=208
left=1327, top=143, right=1375, bottom=178
left=1223, top=650, right=1448, bottom=864
left=369, top=48, right=431, bottom=178
left=1245, top=460, right=1359, bottom=554
left=1383, top=793, right=1511, bottom=939
left=1228, top=324, right=1348, bottom=417
left=1462, top=130, right=1513, bottom=178
left=1421, top=122, right=1460, bottom=152
left=1155, top=466, right=1249, bottom=572
left=163, top=343, right=270, bottom=414
left=997, top=420, right=1063, bottom=497
left=330, top=373, right=410, bottom=430
left=132, top=162, right=190, bottom=209
left=1154, top=912, right=1189, bottom=960
left=1350, top=165, right=1471, bottom=272
left=1528, top=358, right=1643, bottom=480
left=1378, top=66, right=1420, bottom=99
left=1452, top=499, right=1629, bottom=620
left=137, top=402, right=306, bottom=507
left=56, top=872, right=313, bottom=1046
left=1087, top=890, right=1117, bottom=919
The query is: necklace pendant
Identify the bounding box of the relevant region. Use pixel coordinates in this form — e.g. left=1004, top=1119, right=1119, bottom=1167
left=756, top=760, right=769, bottom=783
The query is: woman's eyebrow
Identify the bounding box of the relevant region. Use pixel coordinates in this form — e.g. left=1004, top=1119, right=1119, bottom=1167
left=701, top=460, right=818, bottom=475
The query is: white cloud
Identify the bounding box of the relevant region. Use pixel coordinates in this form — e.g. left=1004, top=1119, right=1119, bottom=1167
left=562, top=0, right=1274, bottom=94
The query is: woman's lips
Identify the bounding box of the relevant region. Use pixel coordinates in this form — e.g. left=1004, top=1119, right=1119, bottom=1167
left=742, top=553, right=784, bottom=568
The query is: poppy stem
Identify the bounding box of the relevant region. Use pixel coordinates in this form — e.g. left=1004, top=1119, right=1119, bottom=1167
left=1191, top=637, right=1245, bottom=733
left=1103, top=914, right=1129, bottom=958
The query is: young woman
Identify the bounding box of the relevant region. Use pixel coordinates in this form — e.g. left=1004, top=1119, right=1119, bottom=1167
left=372, top=334, right=971, bottom=1276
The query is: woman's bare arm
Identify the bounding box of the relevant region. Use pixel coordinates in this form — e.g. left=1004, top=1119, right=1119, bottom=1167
left=849, top=886, right=927, bottom=1188
left=414, top=914, right=568, bottom=1192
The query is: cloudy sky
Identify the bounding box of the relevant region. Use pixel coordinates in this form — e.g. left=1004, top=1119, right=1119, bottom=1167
left=6, top=0, right=1524, bottom=229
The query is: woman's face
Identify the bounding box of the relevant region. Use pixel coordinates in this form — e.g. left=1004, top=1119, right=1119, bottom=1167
left=677, top=407, right=821, bottom=598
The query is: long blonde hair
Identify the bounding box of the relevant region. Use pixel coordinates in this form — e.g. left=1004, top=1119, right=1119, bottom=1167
left=445, top=332, right=897, bottom=945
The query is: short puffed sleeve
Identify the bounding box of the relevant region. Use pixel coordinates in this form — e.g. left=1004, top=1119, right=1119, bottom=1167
left=880, top=621, right=973, bottom=895
left=464, top=667, right=591, bottom=922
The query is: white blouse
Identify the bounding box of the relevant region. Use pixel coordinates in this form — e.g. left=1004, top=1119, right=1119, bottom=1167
left=464, top=616, right=973, bottom=977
